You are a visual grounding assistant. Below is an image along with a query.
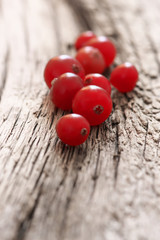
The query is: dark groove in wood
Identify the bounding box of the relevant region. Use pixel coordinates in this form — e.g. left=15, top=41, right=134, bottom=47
left=16, top=185, right=43, bottom=240
left=5, top=110, right=21, bottom=142
left=33, top=155, right=49, bottom=190
left=114, top=125, right=120, bottom=184
left=66, top=0, right=93, bottom=30
left=59, top=172, right=78, bottom=239
left=143, top=121, right=149, bottom=159
left=0, top=48, right=9, bottom=102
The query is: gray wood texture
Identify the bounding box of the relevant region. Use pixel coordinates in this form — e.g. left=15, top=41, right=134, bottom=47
left=0, top=0, right=160, bottom=239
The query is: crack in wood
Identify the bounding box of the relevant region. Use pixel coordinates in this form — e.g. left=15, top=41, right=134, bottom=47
left=28, top=123, right=38, bottom=143
left=15, top=184, right=43, bottom=240
left=113, top=125, right=121, bottom=184
left=90, top=144, right=101, bottom=198
left=5, top=109, right=22, bottom=143
left=95, top=126, right=99, bottom=139
left=33, top=155, right=49, bottom=191
left=59, top=172, right=78, bottom=239
left=143, top=120, right=149, bottom=159
left=10, top=145, right=26, bottom=176
left=66, top=0, right=93, bottom=30
left=16, top=112, right=30, bottom=140
left=92, top=144, right=101, bottom=181
left=16, top=136, right=40, bottom=173
left=0, top=48, right=9, bottom=102
left=49, top=112, right=55, bottom=129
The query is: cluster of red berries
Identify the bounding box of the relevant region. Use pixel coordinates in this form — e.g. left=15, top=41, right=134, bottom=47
left=44, top=31, right=139, bottom=146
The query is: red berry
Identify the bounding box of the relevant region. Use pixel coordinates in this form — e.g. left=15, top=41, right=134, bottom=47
left=110, top=62, right=139, bottom=93
left=84, top=36, right=116, bottom=67
left=44, top=55, right=85, bottom=88
left=75, top=46, right=106, bottom=74
left=75, top=31, right=97, bottom=50
left=84, top=73, right=111, bottom=95
left=72, top=85, right=112, bottom=126
left=56, top=114, right=90, bottom=146
left=50, top=73, right=84, bottom=110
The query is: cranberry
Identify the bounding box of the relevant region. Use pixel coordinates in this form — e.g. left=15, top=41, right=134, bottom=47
left=110, top=62, right=139, bottom=92
left=50, top=73, right=84, bottom=110
left=56, top=114, right=90, bottom=146
left=75, top=46, right=106, bottom=74
left=72, top=85, right=112, bottom=126
left=84, top=36, right=116, bottom=67
left=84, top=73, right=111, bottom=95
left=44, top=55, right=85, bottom=88
left=75, top=31, right=96, bottom=50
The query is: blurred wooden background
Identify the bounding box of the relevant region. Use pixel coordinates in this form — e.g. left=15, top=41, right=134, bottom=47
left=0, top=0, right=160, bottom=239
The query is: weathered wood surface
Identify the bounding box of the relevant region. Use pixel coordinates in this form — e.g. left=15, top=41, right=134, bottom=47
left=0, top=0, right=160, bottom=239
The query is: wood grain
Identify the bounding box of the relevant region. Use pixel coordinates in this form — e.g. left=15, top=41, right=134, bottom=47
left=0, top=0, right=160, bottom=239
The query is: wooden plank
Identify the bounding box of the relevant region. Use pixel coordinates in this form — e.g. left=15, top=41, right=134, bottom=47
left=0, top=0, right=160, bottom=239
